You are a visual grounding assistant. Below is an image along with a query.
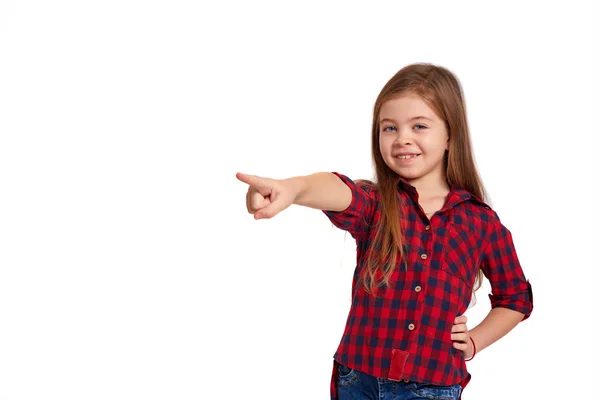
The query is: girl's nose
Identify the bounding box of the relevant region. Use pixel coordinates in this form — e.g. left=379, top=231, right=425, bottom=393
left=394, top=130, right=413, bottom=145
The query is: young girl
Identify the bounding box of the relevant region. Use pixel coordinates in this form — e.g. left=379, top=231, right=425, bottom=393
left=236, top=63, right=533, bottom=400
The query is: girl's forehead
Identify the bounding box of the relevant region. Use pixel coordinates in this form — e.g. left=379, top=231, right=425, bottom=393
left=380, top=95, right=438, bottom=121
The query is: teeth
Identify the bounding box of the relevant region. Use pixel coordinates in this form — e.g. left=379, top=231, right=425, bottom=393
left=396, top=154, right=418, bottom=159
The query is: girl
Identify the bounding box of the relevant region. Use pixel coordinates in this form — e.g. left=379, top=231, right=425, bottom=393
left=236, top=63, right=533, bottom=400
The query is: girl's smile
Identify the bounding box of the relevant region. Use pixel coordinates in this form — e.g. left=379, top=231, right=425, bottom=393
left=394, top=153, right=421, bottom=163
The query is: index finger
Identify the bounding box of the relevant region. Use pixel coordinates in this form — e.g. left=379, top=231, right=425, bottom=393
left=454, top=315, right=467, bottom=324
left=236, top=172, right=258, bottom=186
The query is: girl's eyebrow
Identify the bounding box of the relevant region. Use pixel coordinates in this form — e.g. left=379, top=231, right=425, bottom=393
left=379, top=116, right=433, bottom=124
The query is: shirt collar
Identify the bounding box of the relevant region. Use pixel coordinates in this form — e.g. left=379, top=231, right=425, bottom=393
left=395, top=175, right=490, bottom=211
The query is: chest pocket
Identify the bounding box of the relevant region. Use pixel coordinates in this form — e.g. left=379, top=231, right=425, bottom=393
left=441, top=220, right=484, bottom=287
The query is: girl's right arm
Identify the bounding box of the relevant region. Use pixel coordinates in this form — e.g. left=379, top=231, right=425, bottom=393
left=286, top=172, right=352, bottom=212
left=237, top=171, right=376, bottom=239
left=236, top=171, right=351, bottom=219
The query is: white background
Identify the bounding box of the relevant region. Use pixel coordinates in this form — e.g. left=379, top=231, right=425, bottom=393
left=0, top=1, right=598, bottom=399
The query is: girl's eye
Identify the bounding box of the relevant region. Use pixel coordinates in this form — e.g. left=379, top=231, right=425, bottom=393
left=382, top=125, right=427, bottom=132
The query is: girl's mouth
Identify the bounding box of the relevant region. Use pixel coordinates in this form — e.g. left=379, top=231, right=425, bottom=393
left=395, top=154, right=420, bottom=163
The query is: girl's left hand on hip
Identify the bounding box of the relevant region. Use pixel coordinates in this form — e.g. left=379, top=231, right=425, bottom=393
left=451, top=315, right=474, bottom=359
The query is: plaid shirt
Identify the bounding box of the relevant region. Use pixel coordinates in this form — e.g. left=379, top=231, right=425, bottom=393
left=322, top=172, right=533, bottom=399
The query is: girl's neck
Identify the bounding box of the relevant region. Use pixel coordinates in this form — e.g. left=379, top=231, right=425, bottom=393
left=406, top=174, right=450, bottom=199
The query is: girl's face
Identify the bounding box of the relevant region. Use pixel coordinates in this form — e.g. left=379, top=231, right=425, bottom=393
left=378, top=93, right=449, bottom=185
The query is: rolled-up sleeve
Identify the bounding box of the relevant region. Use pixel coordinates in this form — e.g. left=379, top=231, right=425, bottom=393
left=322, top=172, right=377, bottom=240
left=481, top=214, right=534, bottom=321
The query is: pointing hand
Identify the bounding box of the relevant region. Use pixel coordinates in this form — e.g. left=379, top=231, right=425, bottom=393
left=236, top=172, right=297, bottom=220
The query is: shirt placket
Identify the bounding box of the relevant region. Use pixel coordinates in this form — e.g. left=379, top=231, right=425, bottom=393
left=389, top=190, right=435, bottom=381
left=409, top=212, right=435, bottom=381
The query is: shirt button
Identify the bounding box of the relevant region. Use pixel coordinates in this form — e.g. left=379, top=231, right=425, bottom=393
left=403, top=379, right=410, bottom=383
left=425, top=225, right=431, bottom=230
left=420, top=254, right=428, bottom=260
left=414, top=285, right=422, bottom=292
left=408, top=323, right=415, bottom=330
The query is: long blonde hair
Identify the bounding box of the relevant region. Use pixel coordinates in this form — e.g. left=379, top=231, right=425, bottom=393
left=359, top=63, right=488, bottom=298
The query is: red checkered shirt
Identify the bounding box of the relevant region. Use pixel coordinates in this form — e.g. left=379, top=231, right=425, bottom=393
left=322, top=172, right=533, bottom=399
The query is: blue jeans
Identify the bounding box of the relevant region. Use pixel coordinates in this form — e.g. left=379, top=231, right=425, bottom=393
left=337, top=363, right=462, bottom=400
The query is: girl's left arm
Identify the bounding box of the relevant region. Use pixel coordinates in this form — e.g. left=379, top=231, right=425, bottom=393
left=468, top=307, right=525, bottom=353
left=453, top=213, right=533, bottom=358
left=452, top=307, right=524, bottom=357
